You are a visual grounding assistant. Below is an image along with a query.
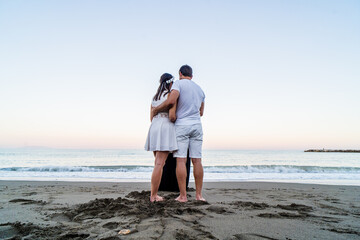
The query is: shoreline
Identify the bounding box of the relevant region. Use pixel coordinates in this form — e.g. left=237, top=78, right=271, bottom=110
left=305, top=149, right=360, bottom=153
left=1, top=181, right=359, bottom=239
left=1, top=179, right=360, bottom=186
left=1, top=178, right=360, bottom=187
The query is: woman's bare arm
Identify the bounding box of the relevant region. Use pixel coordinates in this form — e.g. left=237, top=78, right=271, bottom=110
left=150, top=105, right=154, bottom=122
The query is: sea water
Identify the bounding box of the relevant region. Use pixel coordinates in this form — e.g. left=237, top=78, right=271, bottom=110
left=0, top=148, right=359, bottom=185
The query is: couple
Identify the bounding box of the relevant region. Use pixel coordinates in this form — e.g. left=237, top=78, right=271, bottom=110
left=145, top=65, right=205, bottom=203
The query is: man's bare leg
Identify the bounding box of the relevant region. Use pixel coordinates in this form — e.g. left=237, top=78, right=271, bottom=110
left=192, top=158, right=205, bottom=201
left=150, top=151, right=168, bottom=202
left=175, top=157, right=188, bottom=202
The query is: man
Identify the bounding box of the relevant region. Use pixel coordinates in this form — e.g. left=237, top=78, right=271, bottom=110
left=152, top=65, right=205, bottom=202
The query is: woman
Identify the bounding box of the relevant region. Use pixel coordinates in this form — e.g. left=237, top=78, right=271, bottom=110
left=145, top=73, right=178, bottom=202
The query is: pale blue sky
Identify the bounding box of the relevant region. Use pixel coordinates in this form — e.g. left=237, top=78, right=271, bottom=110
left=0, top=0, right=359, bottom=149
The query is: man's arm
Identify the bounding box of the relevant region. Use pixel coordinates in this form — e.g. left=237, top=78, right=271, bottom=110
left=200, top=102, right=205, bottom=117
left=169, top=100, right=177, bottom=122
left=153, top=90, right=180, bottom=116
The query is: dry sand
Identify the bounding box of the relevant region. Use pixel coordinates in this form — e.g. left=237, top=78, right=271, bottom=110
left=0, top=181, right=359, bottom=240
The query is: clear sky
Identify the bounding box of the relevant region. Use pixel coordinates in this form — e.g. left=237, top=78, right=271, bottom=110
left=0, top=0, right=359, bottom=150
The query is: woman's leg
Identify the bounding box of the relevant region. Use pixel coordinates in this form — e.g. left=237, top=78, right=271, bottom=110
left=150, top=151, right=169, bottom=202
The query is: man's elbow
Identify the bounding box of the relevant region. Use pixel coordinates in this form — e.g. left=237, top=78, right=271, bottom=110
left=169, top=115, right=177, bottom=122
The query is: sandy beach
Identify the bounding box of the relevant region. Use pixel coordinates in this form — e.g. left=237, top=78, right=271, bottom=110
left=0, top=181, right=359, bottom=240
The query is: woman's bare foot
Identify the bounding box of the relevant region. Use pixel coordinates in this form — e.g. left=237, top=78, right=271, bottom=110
left=175, top=195, right=187, bottom=202
left=196, top=195, right=206, bottom=201
left=150, top=195, right=164, bottom=202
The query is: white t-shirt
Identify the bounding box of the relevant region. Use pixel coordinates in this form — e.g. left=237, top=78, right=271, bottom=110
left=171, top=79, right=205, bottom=126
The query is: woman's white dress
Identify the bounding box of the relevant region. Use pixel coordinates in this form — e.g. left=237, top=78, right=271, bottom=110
left=144, top=92, right=178, bottom=152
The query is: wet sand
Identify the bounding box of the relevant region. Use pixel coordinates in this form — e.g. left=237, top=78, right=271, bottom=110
left=0, top=181, right=359, bottom=240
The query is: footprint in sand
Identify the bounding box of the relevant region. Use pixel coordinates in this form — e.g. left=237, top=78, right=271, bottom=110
left=9, top=198, right=46, bottom=205
left=227, top=233, right=278, bottom=240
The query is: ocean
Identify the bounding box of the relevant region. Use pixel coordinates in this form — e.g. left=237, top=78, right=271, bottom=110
left=0, top=148, right=359, bottom=185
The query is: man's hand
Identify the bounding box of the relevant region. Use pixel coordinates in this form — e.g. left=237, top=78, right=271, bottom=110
left=151, top=107, right=157, bottom=121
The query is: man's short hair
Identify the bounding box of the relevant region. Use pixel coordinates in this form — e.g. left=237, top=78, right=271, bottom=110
left=179, top=65, right=193, bottom=77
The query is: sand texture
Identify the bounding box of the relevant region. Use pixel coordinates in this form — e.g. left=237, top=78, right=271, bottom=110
left=0, top=181, right=359, bottom=240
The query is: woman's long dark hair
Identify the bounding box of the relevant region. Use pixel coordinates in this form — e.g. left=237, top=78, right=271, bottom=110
left=153, top=73, right=173, bottom=101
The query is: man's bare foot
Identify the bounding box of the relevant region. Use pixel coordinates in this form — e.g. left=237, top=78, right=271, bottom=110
left=150, top=195, right=164, bottom=202
left=196, top=195, right=206, bottom=201
left=175, top=195, right=187, bottom=202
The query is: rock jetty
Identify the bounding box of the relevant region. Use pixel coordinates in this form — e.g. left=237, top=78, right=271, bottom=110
left=304, top=149, right=360, bottom=153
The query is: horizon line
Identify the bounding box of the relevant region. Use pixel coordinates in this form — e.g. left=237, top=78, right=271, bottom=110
left=0, top=146, right=318, bottom=151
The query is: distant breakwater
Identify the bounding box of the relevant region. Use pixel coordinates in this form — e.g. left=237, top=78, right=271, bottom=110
left=305, top=149, right=360, bottom=153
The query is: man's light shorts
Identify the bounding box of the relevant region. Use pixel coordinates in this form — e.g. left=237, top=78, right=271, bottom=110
left=173, top=124, right=203, bottom=158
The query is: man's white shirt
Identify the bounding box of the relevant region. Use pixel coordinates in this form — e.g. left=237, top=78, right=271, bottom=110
left=171, top=79, right=205, bottom=126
